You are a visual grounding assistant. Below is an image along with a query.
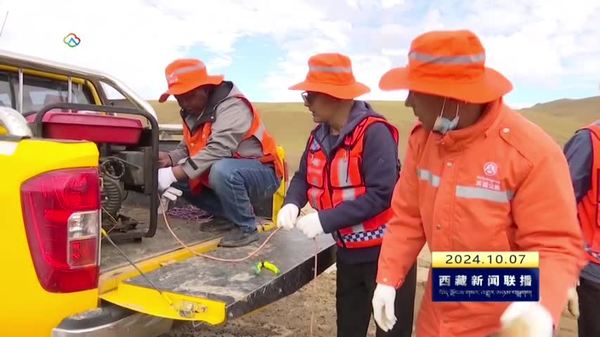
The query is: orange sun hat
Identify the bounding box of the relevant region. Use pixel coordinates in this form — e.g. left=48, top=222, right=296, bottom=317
left=379, top=30, right=512, bottom=103
left=289, top=53, right=370, bottom=99
left=159, top=58, right=224, bottom=103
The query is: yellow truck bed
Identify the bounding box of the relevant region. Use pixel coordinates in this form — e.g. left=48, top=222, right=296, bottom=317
left=2, top=135, right=336, bottom=337
left=101, top=227, right=335, bottom=324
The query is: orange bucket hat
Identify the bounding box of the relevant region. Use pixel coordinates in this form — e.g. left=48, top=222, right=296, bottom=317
left=158, top=58, right=224, bottom=103
left=379, top=30, right=512, bottom=103
left=289, top=53, right=370, bottom=99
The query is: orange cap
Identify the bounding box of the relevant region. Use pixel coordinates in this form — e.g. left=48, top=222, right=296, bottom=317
left=379, top=30, right=512, bottom=103
left=289, top=53, right=370, bottom=99
left=158, top=59, right=224, bottom=103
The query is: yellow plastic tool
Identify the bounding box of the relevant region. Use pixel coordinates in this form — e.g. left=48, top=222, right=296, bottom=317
left=271, top=146, right=288, bottom=223
left=254, top=261, right=281, bottom=275
left=257, top=146, right=288, bottom=233
left=257, top=221, right=278, bottom=233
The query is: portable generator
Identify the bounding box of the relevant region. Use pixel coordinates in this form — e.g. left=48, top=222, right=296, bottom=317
left=26, top=103, right=159, bottom=241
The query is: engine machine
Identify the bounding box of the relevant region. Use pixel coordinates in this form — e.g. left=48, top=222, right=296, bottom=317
left=27, top=103, right=160, bottom=241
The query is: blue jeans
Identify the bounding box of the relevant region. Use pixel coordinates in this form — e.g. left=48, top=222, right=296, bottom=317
left=176, top=159, right=280, bottom=233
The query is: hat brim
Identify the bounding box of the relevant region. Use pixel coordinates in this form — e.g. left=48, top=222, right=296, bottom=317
left=288, top=81, right=370, bottom=100
left=158, top=75, right=224, bottom=103
left=379, top=67, right=512, bottom=104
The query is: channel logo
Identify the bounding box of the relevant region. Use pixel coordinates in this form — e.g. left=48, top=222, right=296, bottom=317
left=63, top=33, right=81, bottom=48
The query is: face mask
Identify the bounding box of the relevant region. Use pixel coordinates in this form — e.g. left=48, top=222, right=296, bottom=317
left=433, top=98, right=460, bottom=134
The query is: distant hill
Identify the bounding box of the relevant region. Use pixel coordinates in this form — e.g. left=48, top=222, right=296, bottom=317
left=149, top=96, right=598, bottom=168
left=150, top=100, right=415, bottom=167
left=524, top=96, right=600, bottom=118
left=519, top=96, right=599, bottom=144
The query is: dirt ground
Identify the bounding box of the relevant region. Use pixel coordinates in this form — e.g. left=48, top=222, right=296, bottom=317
left=165, top=265, right=579, bottom=337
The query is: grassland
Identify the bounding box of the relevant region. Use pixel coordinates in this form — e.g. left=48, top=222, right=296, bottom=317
left=151, top=96, right=599, bottom=171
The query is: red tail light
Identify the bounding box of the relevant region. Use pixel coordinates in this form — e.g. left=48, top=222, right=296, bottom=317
left=21, top=168, right=100, bottom=293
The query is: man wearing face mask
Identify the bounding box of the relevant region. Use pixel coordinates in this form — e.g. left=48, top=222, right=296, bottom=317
left=156, top=58, right=284, bottom=247
left=371, top=30, right=585, bottom=337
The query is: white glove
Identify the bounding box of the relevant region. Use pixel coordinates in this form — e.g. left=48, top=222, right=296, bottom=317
left=567, top=287, right=579, bottom=318
left=277, top=204, right=299, bottom=230
left=162, top=186, right=183, bottom=202
left=372, top=284, right=397, bottom=332
left=158, top=167, right=177, bottom=192
left=296, top=212, right=324, bottom=238
left=500, top=302, right=553, bottom=337
left=158, top=186, right=183, bottom=214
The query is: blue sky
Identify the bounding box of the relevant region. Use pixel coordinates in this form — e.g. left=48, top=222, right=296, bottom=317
left=1, top=0, right=599, bottom=107
left=186, top=36, right=284, bottom=100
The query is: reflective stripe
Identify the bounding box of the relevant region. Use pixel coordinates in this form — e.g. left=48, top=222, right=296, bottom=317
left=351, top=223, right=365, bottom=233
left=455, top=186, right=513, bottom=203
left=308, top=189, right=321, bottom=208
left=342, top=188, right=356, bottom=201
left=342, top=226, right=386, bottom=243
left=310, top=157, right=322, bottom=167
left=171, top=64, right=205, bottom=76
left=254, top=123, right=266, bottom=141
left=409, top=51, right=485, bottom=65
left=309, top=65, right=352, bottom=73
left=417, top=169, right=440, bottom=187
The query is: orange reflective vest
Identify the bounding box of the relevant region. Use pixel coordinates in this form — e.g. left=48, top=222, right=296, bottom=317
left=578, top=122, right=600, bottom=264
left=306, top=116, right=399, bottom=249
left=183, top=94, right=284, bottom=195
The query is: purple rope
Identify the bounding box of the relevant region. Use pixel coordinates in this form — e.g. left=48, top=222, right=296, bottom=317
left=166, top=204, right=213, bottom=223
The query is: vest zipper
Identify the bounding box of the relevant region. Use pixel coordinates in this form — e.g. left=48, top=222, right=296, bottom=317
left=345, top=148, right=350, bottom=183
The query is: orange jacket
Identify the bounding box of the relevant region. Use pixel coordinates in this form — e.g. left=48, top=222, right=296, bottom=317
left=377, top=100, right=585, bottom=337
left=576, top=123, right=600, bottom=264
left=183, top=94, right=283, bottom=194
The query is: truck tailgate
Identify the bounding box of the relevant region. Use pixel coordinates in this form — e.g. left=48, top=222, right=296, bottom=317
left=100, top=230, right=335, bottom=325
left=0, top=137, right=101, bottom=337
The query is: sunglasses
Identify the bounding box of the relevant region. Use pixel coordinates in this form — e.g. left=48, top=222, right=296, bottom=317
left=301, top=91, right=317, bottom=105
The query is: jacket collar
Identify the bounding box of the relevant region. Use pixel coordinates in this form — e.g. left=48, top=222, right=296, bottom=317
left=313, top=101, right=383, bottom=152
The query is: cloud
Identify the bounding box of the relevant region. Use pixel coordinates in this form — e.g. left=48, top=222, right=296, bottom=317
left=206, top=55, right=234, bottom=71
left=261, top=0, right=600, bottom=102
left=0, top=0, right=598, bottom=104
left=0, top=0, right=327, bottom=92
left=381, top=0, right=406, bottom=9
left=467, top=0, right=600, bottom=83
